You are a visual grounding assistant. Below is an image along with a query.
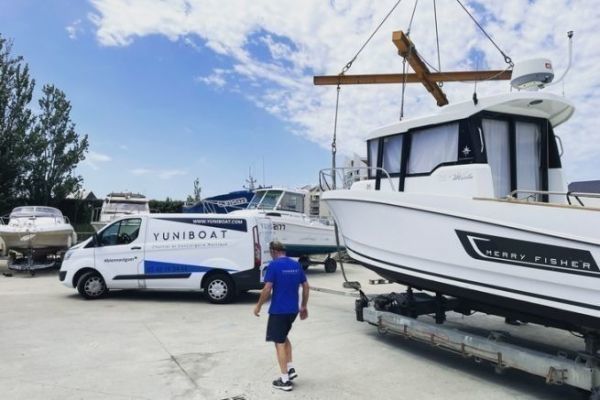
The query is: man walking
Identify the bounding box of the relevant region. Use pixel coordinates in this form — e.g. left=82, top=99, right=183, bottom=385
left=254, top=241, right=309, bottom=392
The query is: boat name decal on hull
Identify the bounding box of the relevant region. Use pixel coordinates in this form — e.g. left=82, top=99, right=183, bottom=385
left=456, top=230, right=599, bottom=276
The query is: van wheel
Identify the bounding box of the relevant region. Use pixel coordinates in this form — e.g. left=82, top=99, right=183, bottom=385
left=77, top=271, right=108, bottom=299
left=324, top=257, right=337, bottom=273
left=204, top=274, right=235, bottom=304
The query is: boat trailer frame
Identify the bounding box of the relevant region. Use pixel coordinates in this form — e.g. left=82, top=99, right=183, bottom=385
left=356, top=291, right=600, bottom=399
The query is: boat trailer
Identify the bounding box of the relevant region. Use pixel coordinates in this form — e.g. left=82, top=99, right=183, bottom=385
left=7, top=248, right=63, bottom=276
left=356, top=290, right=600, bottom=399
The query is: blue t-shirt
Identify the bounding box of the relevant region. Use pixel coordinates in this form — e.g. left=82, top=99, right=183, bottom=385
left=264, top=257, right=307, bottom=314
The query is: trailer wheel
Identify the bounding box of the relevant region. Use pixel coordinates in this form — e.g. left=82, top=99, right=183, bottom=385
left=204, top=274, right=235, bottom=304
left=77, top=271, right=108, bottom=299
left=298, top=256, right=310, bottom=271
left=324, top=257, right=337, bottom=273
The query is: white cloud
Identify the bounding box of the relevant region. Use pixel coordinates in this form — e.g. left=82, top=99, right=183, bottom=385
left=158, top=169, right=188, bottom=179
left=88, top=0, right=600, bottom=180
left=130, top=168, right=151, bottom=175
left=66, top=19, right=83, bottom=40
left=84, top=151, right=111, bottom=170
left=195, top=68, right=227, bottom=87
left=130, top=168, right=188, bottom=179
left=183, top=36, right=202, bottom=52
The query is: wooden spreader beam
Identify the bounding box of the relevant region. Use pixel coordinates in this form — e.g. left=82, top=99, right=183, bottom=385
left=313, top=30, right=513, bottom=107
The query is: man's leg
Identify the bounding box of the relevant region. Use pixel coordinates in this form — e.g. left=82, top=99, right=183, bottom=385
left=285, top=338, right=298, bottom=380
left=275, top=342, right=288, bottom=374
left=285, top=338, right=292, bottom=364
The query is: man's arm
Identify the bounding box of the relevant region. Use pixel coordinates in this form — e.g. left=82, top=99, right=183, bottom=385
left=299, top=281, right=309, bottom=320
left=253, top=282, right=273, bottom=317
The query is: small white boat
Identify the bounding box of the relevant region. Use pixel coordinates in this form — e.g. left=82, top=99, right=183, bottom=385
left=0, top=206, right=77, bottom=269
left=231, top=188, right=343, bottom=271
left=91, top=192, right=150, bottom=232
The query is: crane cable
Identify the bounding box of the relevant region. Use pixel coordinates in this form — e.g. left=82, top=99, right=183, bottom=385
left=455, top=0, right=513, bottom=67
left=330, top=0, right=405, bottom=288
left=433, top=0, right=442, bottom=87
left=400, top=0, right=419, bottom=120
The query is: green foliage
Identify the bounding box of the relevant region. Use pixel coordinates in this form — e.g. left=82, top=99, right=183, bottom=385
left=0, top=36, right=34, bottom=213
left=0, top=34, right=88, bottom=213
left=149, top=197, right=184, bottom=213
left=23, top=85, right=89, bottom=205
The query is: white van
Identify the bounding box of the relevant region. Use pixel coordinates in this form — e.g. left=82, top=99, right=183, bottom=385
left=59, top=214, right=273, bottom=303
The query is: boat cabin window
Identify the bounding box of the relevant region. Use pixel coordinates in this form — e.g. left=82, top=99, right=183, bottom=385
left=278, top=192, right=304, bottom=213
left=481, top=117, right=547, bottom=200
left=10, top=206, right=62, bottom=218
left=247, top=191, right=266, bottom=209
left=515, top=121, right=542, bottom=199
left=382, top=135, right=403, bottom=174
left=258, top=190, right=283, bottom=210
left=103, top=201, right=148, bottom=214
left=368, top=139, right=379, bottom=177
left=98, top=218, right=141, bottom=246
left=482, top=119, right=511, bottom=197
left=407, top=123, right=459, bottom=174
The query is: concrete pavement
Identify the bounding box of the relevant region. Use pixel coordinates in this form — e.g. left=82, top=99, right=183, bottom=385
left=0, top=261, right=584, bottom=399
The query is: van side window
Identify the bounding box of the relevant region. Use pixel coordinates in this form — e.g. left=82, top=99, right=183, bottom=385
left=98, top=218, right=142, bottom=246
left=99, top=222, right=120, bottom=246
left=117, top=218, right=142, bottom=244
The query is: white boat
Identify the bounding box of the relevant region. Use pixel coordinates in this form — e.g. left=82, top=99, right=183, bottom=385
left=321, top=64, right=600, bottom=333
left=0, top=206, right=77, bottom=267
left=231, top=188, right=343, bottom=271
left=91, top=192, right=150, bottom=232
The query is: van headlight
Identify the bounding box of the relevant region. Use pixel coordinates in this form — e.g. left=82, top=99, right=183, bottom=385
left=64, top=250, right=73, bottom=260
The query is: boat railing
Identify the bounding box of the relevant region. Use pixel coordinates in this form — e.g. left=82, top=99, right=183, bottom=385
left=507, top=189, right=600, bottom=207
left=319, top=167, right=394, bottom=191
left=191, top=199, right=248, bottom=214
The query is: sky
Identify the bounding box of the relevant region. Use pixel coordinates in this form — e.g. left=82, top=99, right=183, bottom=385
left=0, top=0, right=598, bottom=200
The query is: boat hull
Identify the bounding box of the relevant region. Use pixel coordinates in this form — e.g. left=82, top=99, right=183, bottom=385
left=0, top=227, right=76, bottom=252
left=230, top=210, right=344, bottom=257
left=323, top=190, right=600, bottom=332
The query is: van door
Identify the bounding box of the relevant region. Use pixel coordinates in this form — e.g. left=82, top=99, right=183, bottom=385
left=258, top=217, right=274, bottom=282
left=94, top=218, right=145, bottom=289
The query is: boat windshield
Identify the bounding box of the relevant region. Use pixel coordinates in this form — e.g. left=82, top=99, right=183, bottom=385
left=247, top=192, right=266, bottom=209
left=10, top=206, right=63, bottom=218
left=247, top=190, right=283, bottom=210
left=103, top=202, right=149, bottom=214
left=260, top=191, right=283, bottom=209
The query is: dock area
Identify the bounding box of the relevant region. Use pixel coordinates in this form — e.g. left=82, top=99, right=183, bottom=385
left=0, top=260, right=584, bottom=400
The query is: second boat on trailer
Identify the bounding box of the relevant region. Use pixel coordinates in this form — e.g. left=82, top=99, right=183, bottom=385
left=231, top=188, right=343, bottom=272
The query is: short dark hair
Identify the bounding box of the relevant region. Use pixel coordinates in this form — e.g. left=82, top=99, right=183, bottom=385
left=269, top=240, right=286, bottom=252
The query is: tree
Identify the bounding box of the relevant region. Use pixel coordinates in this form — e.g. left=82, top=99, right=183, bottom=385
left=0, top=35, right=35, bottom=212
left=23, top=85, right=89, bottom=205
left=186, top=178, right=202, bottom=204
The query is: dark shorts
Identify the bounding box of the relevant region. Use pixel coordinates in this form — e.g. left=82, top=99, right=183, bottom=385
left=266, top=313, right=298, bottom=343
